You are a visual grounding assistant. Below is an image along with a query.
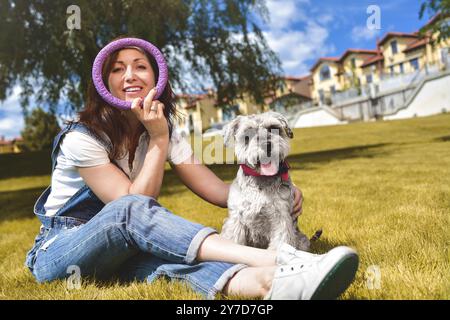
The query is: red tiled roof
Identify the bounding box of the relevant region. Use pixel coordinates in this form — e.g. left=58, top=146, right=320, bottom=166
left=378, top=32, right=419, bottom=46
left=403, top=37, right=430, bottom=53
left=283, top=74, right=311, bottom=81
left=423, top=12, right=449, bottom=28
left=310, top=57, right=340, bottom=72
left=361, top=54, right=384, bottom=68
left=338, top=49, right=379, bottom=62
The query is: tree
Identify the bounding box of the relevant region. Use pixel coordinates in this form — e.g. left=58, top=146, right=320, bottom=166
left=0, top=0, right=282, bottom=115
left=20, top=108, right=61, bottom=151
left=419, top=0, right=450, bottom=43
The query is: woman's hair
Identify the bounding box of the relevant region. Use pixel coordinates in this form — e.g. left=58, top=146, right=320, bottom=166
left=77, top=36, right=178, bottom=162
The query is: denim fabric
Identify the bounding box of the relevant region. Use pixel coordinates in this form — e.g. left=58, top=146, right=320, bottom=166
left=25, top=121, right=246, bottom=299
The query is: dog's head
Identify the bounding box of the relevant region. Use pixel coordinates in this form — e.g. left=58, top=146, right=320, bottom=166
left=223, top=111, right=293, bottom=175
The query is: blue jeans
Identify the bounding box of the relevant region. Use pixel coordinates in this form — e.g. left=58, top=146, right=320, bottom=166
left=28, top=194, right=247, bottom=299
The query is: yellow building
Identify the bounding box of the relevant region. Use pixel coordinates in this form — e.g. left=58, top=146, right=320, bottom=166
left=310, top=57, right=341, bottom=105
left=337, top=49, right=378, bottom=89
left=265, top=75, right=312, bottom=110
left=360, top=53, right=384, bottom=85
left=378, top=32, right=423, bottom=76
left=175, top=92, right=219, bottom=134
left=0, top=136, right=22, bottom=154
left=310, top=13, right=450, bottom=104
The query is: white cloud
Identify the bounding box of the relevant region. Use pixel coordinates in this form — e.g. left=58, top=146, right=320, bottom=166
left=0, top=117, right=24, bottom=138
left=351, top=25, right=381, bottom=43
left=264, top=22, right=334, bottom=75
left=265, top=0, right=309, bottom=30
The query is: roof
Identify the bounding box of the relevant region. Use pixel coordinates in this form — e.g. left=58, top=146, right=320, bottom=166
left=310, top=57, right=340, bottom=72
left=403, top=37, right=430, bottom=53
left=283, top=75, right=311, bottom=81
left=338, top=49, right=379, bottom=62
left=361, top=54, right=384, bottom=68
left=378, top=32, right=419, bottom=46
left=176, top=93, right=210, bottom=109
left=423, top=12, right=449, bottom=28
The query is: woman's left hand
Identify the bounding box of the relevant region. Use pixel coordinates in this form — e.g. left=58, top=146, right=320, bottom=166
left=291, top=185, right=303, bottom=220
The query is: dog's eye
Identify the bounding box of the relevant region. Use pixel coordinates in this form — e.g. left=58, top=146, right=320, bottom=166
left=244, top=136, right=250, bottom=145
left=268, top=126, right=281, bottom=134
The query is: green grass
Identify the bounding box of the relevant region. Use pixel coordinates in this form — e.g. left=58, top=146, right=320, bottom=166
left=1, top=114, right=449, bottom=299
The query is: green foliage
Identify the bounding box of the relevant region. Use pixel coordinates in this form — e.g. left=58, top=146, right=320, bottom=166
left=419, top=0, right=450, bottom=43
left=20, top=108, right=61, bottom=151
left=0, top=0, right=282, bottom=113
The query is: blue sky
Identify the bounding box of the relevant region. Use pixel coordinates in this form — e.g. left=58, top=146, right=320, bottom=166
left=0, top=0, right=431, bottom=139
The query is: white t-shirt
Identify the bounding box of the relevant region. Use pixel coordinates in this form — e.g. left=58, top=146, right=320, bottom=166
left=44, top=129, right=193, bottom=216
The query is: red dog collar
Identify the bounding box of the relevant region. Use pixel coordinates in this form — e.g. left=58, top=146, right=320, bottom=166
left=241, top=161, right=290, bottom=182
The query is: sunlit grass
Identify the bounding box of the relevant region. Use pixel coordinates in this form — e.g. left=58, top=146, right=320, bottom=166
left=1, top=114, right=449, bottom=299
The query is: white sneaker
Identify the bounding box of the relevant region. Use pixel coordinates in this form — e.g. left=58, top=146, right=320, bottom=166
left=265, top=246, right=359, bottom=300
left=276, top=243, right=323, bottom=265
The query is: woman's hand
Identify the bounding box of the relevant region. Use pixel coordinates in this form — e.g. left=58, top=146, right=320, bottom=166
left=131, top=88, right=169, bottom=140
left=291, top=185, right=303, bottom=220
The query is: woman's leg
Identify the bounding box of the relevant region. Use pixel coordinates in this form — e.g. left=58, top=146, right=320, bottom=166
left=31, top=194, right=275, bottom=282
left=222, top=266, right=276, bottom=298
left=197, top=234, right=278, bottom=267
left=119, top=252, right=275, bottom=299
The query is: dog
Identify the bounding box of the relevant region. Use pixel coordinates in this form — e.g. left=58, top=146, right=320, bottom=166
left=220, top=111, right=313, bottom=251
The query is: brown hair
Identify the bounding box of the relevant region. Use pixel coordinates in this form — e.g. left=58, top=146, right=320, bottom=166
left=77, top=37, right=178, bottom=166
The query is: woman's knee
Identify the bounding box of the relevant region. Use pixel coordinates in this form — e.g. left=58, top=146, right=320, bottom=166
left=109, top=194, right=161, bottom=224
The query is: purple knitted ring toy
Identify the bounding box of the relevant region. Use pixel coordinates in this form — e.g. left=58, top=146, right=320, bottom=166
left=92, top=38, right=168, bottom=110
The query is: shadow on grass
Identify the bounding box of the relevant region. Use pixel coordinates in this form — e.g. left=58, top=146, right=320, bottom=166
left=0, top=187, right=45, bottom=223
left=0, top=149, right=52, bottom=180
left=309, top=236, right=359, bottom=255
left=171, top=143, right=392, bottom=186
left=1, top=143, right=389, bottom=222
left=434, top=135, right=450, bottom=142
left=287, top=143, right=390, bottom=171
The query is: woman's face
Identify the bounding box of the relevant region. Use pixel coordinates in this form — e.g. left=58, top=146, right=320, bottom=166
left=107, top=48, right=155, bottom=102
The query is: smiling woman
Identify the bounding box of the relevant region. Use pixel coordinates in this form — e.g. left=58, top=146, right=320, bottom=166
left=22, top=36, right=356, bottom=302
left=91, top=37, right=168, bottom=110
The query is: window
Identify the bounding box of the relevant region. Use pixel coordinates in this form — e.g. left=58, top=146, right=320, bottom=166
left=390, top=66, right=395, bottom=76
left=351, top=58, right=356, bottom=68
left=318, top=89, right=325, bottom=104
left=410, top=58, right=419, bottom=71
left=441, top=48, right=449, bottom=64
left=330, top=86, right=336, bottom=95
left=391, top=40, right=398, bottom=54
left=320, top=65, right=331, bottom=81
left=399, top=62, right=404, bottom=74
left=366, top=74, right=373, bottom=84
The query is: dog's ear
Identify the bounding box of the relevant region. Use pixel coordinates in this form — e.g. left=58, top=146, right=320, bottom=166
left=269, top=112, right=293, bottom=139
left=223, top=116, right=242, bottom=147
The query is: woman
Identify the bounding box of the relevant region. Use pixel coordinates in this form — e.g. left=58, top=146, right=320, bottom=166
left=25, top=38, right=359, bottom=300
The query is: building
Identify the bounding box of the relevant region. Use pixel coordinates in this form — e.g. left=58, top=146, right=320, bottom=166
left=309, top=13, right=450, bottom=106
left=337, top=49, right=379, bottom=89
left=266, top=75, right=312, bottom=112
left=175, top=92, right=219, bottom=135
left=0, top=136, right=23, bottom=154
left=310, top=57, right=341, bottom=105
left=175, top=75, right=314, bottom=134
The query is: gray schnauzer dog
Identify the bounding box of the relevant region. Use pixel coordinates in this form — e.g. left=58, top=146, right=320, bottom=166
left=220, top=111, right=311, bottom=251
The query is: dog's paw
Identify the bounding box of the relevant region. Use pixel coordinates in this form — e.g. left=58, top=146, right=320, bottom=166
left=310, top=229, right=323, bottom=242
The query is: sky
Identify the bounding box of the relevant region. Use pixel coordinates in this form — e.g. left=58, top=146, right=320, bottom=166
left=0, top=0, right=431, bottom=139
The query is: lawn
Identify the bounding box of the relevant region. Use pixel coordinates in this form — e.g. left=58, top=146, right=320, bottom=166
left=0, top=113, right=449, bottom=299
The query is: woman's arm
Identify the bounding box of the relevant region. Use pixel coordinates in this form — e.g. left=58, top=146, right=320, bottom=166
left=78, top=136, right=168, bottom=203
left=171, top=155, right=230, bottom=208
left=171, top=155, right=304, bottom=214
left=78, top=94, right=170, bottom=204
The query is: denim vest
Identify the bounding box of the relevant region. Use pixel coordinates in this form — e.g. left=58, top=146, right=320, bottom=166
left=25, top=121, right=113, bottom=270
